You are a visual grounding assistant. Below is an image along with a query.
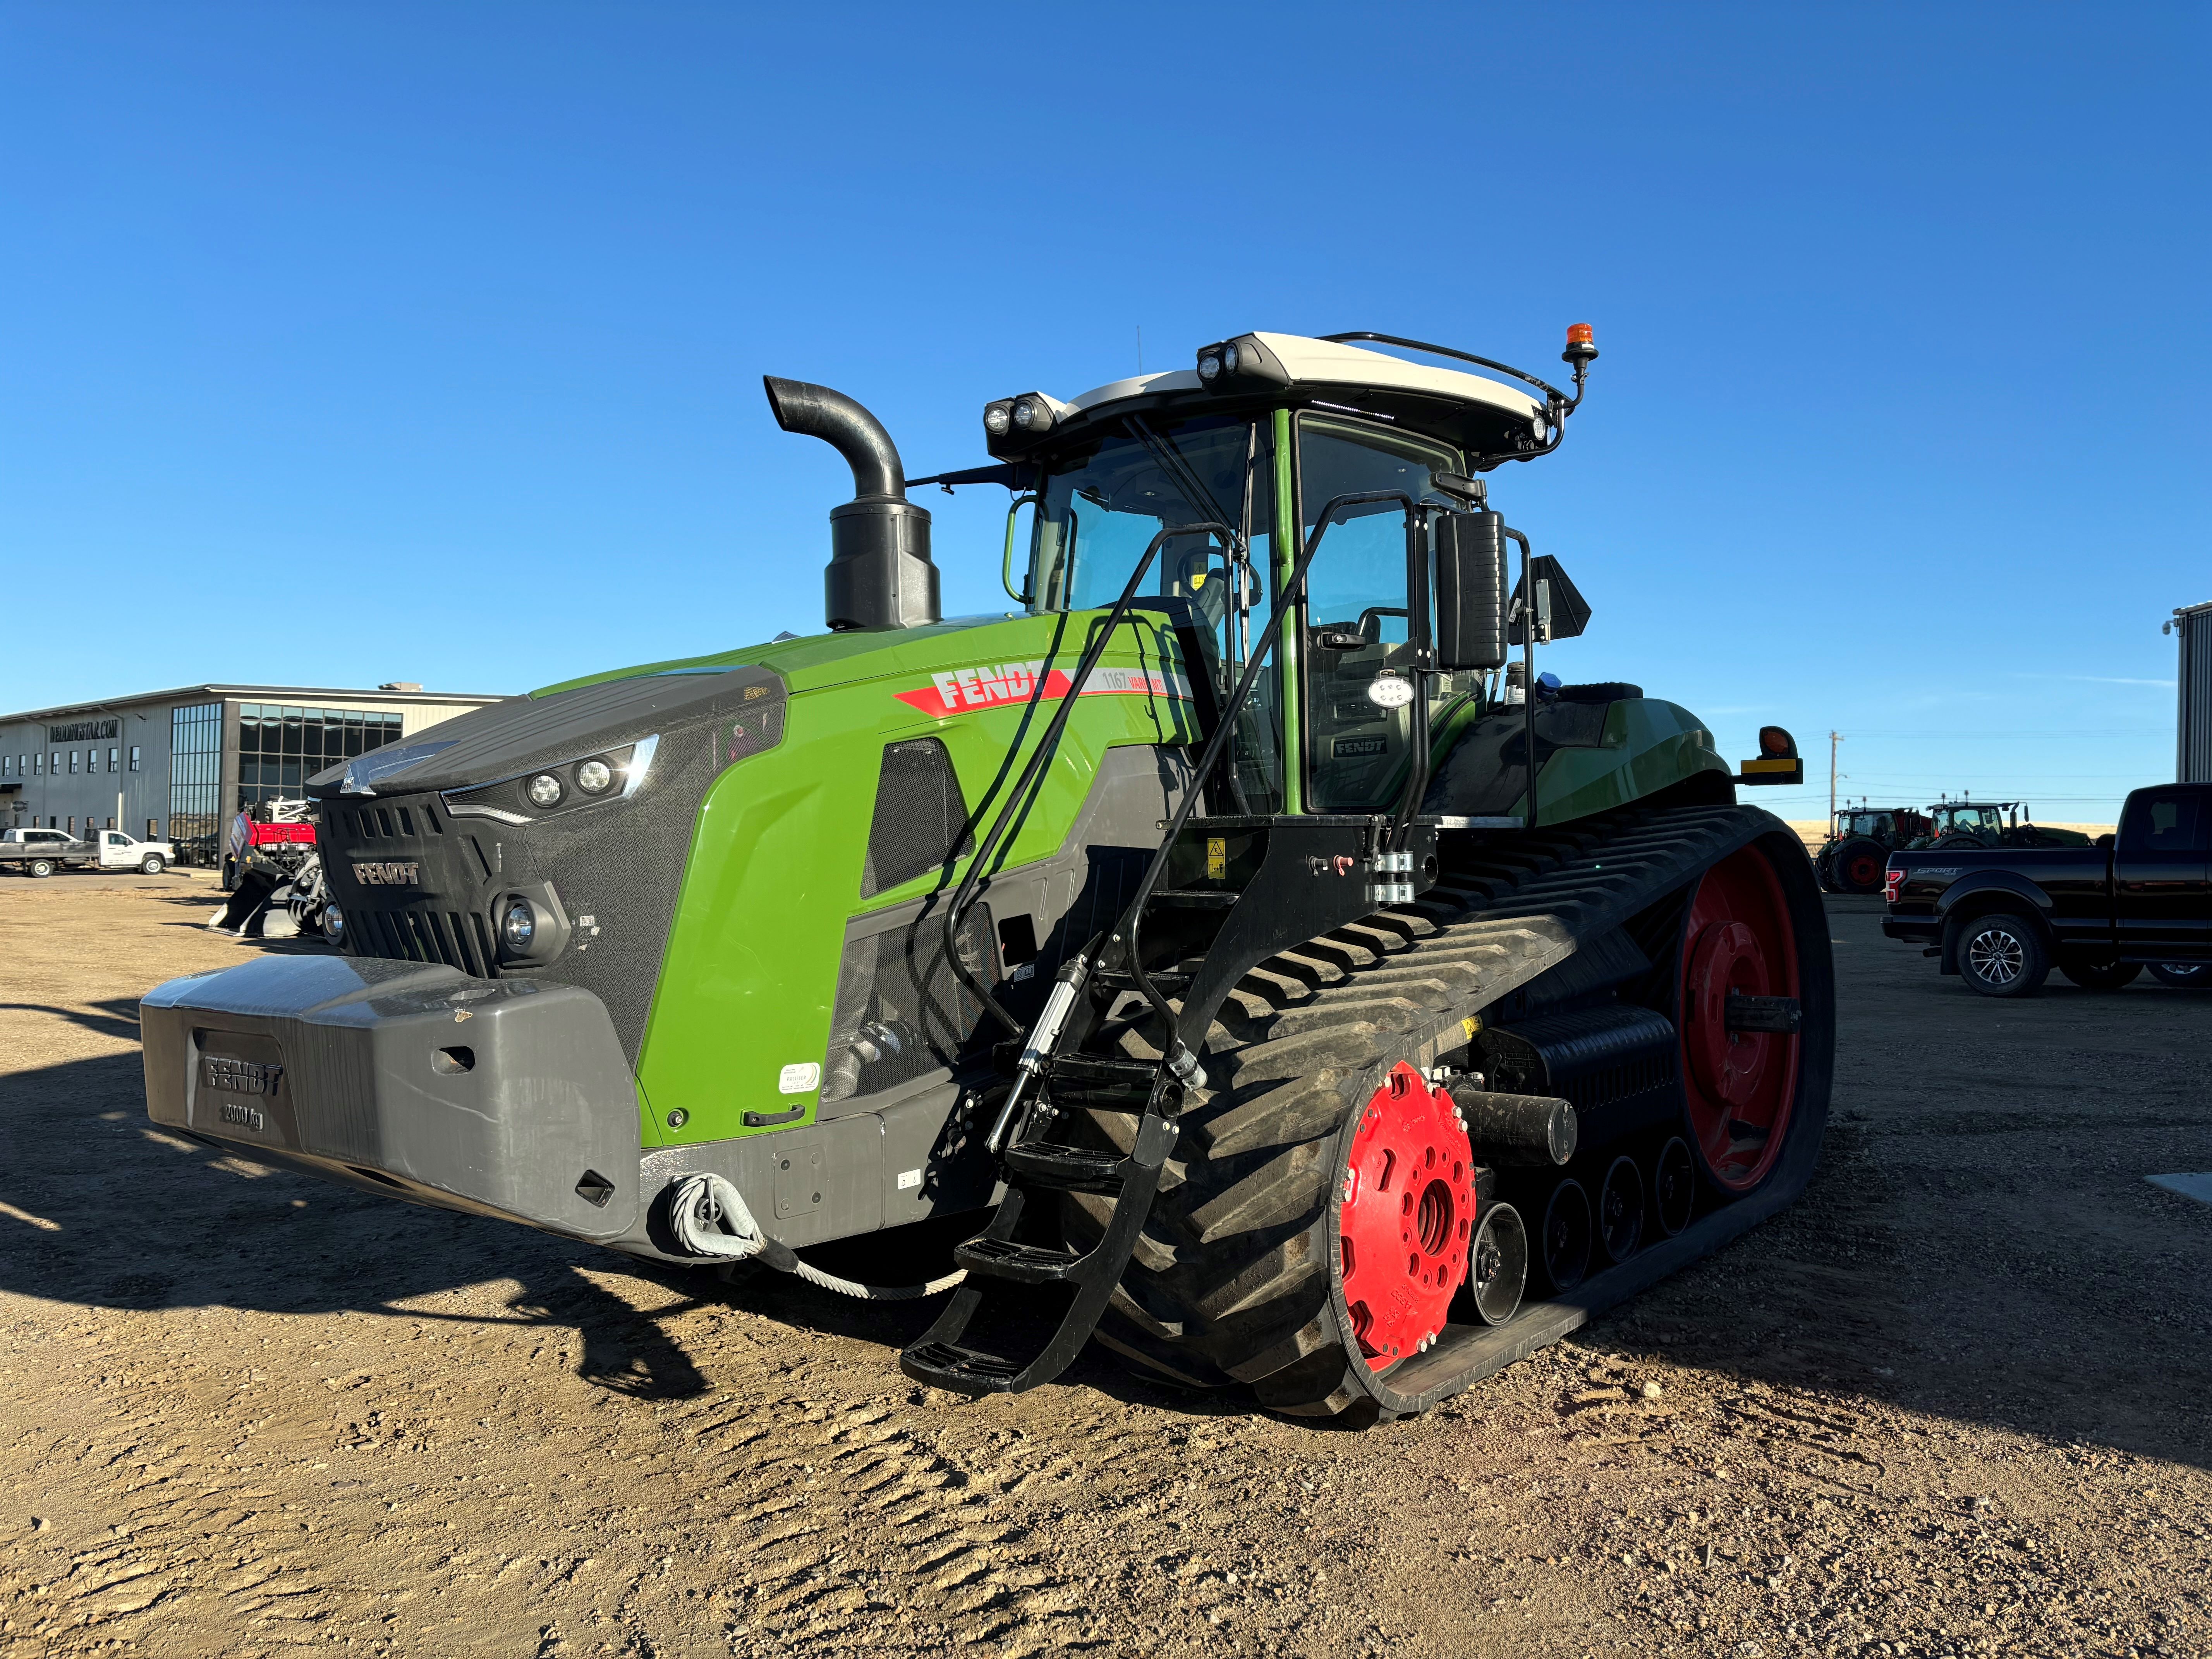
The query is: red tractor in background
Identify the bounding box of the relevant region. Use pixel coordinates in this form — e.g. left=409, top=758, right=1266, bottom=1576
left=1816, top=805, right=1934, bottom=894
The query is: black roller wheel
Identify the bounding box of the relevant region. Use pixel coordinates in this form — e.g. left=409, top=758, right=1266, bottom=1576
left=1830, top=837, right=1887, bottom=894
left=1652, top=1137, right=1696, bottom=1237
left=1535, top=1177, right=1592, bottom=1294
left=2148, top=962, right=2212, bottom=990
left=2060, top=958, right=2142, bottom=991
left=1958, top=912, right=2049, bottom=997
left=1465, top=1203, right=1527, bottom=1326
left=1597, top=1155, right=1644, bottom=1263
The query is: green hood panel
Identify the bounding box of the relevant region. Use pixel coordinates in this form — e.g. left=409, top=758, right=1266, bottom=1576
left=631, top=608, right=1200, bottom=1150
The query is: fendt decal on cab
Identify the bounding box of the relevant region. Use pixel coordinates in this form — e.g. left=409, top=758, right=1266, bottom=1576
left=895, top=660, right=1192, bottom=721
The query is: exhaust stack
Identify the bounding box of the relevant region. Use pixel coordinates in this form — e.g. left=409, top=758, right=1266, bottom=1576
left=763, top=376, right=939, bottom=632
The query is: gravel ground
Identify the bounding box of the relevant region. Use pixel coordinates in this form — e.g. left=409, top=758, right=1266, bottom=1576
left=1, top=878, right=2207, bottom=1657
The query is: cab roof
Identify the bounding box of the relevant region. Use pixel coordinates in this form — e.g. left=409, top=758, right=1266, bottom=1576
left=1026, top=332, right=1553, bottom=464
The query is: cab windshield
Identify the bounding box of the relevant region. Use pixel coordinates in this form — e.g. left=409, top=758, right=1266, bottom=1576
left=1029, top=414, right=1281, bottom=807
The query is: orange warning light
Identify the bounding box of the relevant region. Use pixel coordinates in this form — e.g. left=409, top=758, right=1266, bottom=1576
left=1566, top=323, right=1594, bottom=347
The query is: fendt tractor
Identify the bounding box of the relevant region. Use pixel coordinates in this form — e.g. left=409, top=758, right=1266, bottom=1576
left=142, top=327, right=1834, bottom=1425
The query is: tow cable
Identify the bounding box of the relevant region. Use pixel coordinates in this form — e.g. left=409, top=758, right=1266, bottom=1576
left=669, top=1173, right=966, bottom=1301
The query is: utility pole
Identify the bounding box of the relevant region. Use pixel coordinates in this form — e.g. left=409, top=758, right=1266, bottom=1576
left=1829, top=732, right=1844, bottom=821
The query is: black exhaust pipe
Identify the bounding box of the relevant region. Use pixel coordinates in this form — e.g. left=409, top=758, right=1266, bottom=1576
left=763, top=376, right=939, bottom=632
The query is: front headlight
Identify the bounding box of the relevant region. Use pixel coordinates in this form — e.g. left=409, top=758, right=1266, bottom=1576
left=323, top=904, right=345, bottom=942
left=501, top=897, right=536, bottom=954
left=1012, top=397, right=1047, bottom=431
left=575, top=758, right=614, bottom=795
left=1197, top=352, right=1222, bottom=382
left=1223, top=342, right=1241, bottom=374
left=983, top=400, right=1013, bottom=437
left=526, top=773, right=562, bottom=809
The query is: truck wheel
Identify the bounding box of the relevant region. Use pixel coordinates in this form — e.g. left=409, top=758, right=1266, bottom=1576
left=2060, top=958, right=2141, bottom=991
left=28, top=858, right=54, bottom=878
left=139, top=854, right=166, bottom=874
left=1830, top=837, right=1886, bottom=894
left=1959, top=913, right=2049, bottom=997
left=1813, top=847, right=1838, bottom=893
left=2148, top=962, right=2212, bottom=991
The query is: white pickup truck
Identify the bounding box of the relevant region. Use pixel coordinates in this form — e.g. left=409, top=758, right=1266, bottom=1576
left=0, top=826, right=176, bottom=876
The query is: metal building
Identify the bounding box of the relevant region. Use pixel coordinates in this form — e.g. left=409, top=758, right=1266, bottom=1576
left=2175, top=602, right=2212, bottom=784
left=0, top=682, right=504, bottom=864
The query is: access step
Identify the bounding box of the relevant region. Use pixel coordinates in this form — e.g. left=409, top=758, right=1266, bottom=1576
left=953, top=1235, right=1085, bottom=1286
left=1002, top=1140, right=1128, bottom=1194
left=902, top=1339, right=1027, bottom=1392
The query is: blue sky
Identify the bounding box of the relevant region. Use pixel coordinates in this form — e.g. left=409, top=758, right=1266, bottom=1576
left=3, top=3, right=2204, bottom=822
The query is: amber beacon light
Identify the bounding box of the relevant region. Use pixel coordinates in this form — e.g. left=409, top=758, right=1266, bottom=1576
left=1738, top=725, right=1804, bottom=787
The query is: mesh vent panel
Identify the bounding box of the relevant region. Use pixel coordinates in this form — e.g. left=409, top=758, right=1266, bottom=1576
left=862, top=738, right=972, bottom=898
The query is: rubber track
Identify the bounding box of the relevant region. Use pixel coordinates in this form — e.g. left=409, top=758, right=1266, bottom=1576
left=1065, top=802, right=1811, bottom=1422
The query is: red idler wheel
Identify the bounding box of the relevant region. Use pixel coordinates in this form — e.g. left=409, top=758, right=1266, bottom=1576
left=1679, top=843, right=1802, bottom=1192
left=1338, top=1063, right=1475, bottom=1372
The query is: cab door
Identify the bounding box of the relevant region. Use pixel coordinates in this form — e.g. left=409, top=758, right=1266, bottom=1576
left=2112, top=788, right=2211, bottom=958
left=1294, top=415, right=1463, bottom=814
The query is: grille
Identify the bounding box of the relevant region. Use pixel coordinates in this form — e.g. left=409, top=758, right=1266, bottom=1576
left=345, top=904, right=500, bottom=977
left=322, top=793, right=501, bottom=979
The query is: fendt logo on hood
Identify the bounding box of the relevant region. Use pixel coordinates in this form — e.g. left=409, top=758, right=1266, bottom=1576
left=895, top=659, right=1191, bottom=720
left=352, top=861, right=421, bottom=886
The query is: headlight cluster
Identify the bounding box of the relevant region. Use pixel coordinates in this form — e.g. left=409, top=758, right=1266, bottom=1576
left=1195, top=333, right=1288, bottom=393
left=982, top=391, right=1060, bottom=451
left=527, top=752, right=621, bottom=808
left=501, top=896, right=537, bottom=954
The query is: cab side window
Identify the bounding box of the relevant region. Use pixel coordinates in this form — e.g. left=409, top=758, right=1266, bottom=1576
left=2119, top=792, right=2204, bottom=855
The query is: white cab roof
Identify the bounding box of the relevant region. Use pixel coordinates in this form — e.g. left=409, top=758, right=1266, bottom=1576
left=1063, top=332, right=1546, bottom=423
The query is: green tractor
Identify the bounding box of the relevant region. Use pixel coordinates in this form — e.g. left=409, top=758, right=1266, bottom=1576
left=1915, top=800, right=2092, bottom=851
left=1815, top=805, right=1933, bottom=895
left=140, top=326, right=1832, bottom=1425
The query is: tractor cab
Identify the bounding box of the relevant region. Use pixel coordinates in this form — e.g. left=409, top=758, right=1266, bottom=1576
left=931, top=328, right=1754, bottom=829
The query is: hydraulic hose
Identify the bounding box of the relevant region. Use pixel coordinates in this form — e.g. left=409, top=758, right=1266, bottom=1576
left=668, top=1173, right=965, bottom=1300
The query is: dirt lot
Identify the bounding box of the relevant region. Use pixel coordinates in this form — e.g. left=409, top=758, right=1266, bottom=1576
left=2, top=873, right=2208, bottom=1658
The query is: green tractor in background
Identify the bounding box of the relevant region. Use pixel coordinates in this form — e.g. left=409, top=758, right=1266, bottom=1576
left=141, top=326, right=1832, bottom=1425
left=1913, top=799, right=2092, bottom=851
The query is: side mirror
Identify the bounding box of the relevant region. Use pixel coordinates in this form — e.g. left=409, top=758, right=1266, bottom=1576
left=1432, top=511, right=1508, bottom=670
left=1508, top=555, right=1591, bottom=644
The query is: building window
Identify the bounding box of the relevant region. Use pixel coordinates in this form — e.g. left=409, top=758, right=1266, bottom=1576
left=66, top=816, right=75, bottom=834
left=147, top=818, right=160, bottom=840
left=168, top=702, right=223, bottom=867
left=108, top=747, right=118, bottom=773
left=234, top=703, right=406, bottom=813
left=129, top=745, right=141, bottom=772
left=68, top=750, right=78, bottom=775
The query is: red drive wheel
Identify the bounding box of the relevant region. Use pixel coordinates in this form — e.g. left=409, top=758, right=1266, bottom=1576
left=1338, top=1063, right=1475, bottom=1371
left=1679, top=843, right=1802, bottom=1193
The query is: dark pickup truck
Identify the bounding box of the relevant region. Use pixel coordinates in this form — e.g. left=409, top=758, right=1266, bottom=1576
left=1882, top=783, right=2212, bottom=996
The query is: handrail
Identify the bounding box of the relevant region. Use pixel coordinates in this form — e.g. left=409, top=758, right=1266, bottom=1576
left=1000, top=493, right=1037, bottom=604
left=942, top=520, right=1237, bottom=1042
